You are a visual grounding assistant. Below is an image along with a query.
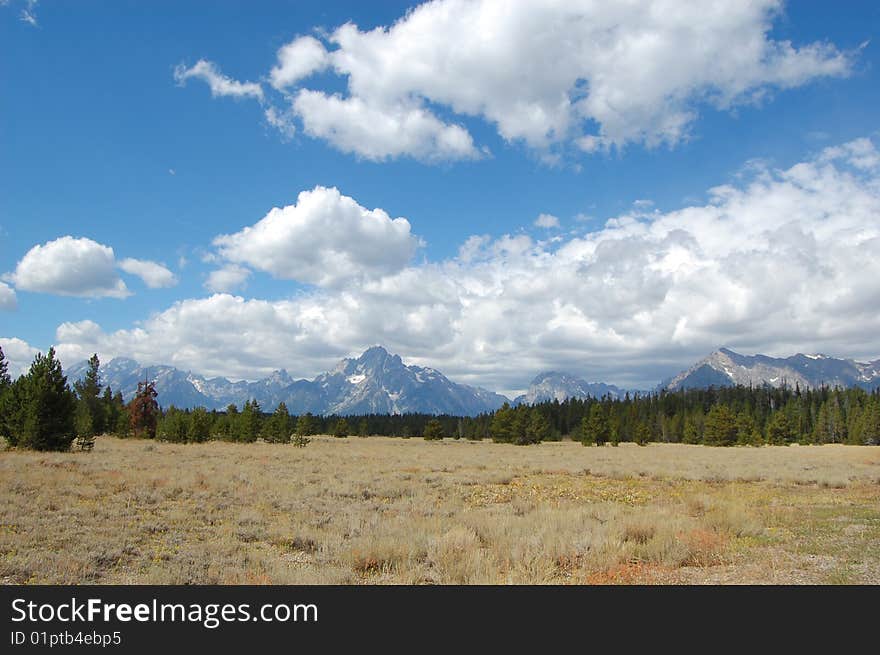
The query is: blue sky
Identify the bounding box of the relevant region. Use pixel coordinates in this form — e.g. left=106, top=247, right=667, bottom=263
left=1, top=1, right=879, bottom=393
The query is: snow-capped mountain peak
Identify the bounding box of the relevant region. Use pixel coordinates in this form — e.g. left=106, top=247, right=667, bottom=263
left=311, top=347, right=507, bottom=415
left=663, top=348, right=880, bottom=391
left=65, top=348, right=509, bottom=416
left=514, top=371, right=628, bottom=405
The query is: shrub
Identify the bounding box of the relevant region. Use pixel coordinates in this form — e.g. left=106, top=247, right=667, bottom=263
left=423, top=419, right=444, bottom=441
left=332, top=418, right=350, bottom=438
left=291, top=434, right=311, bottom=448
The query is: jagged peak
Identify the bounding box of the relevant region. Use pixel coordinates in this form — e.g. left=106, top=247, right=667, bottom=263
left=798, top=353, right=828, bottom=360
left=530, top=371, right=574, bottom=384
left=355, top=345, right=395, bottom=363
left=106, top=356, right=140, bottom=367
left=355, top=345, right=404, bottom=370
left=265, top=369, right=292, bottom=383
left=665, top=347, right=880, bottom=392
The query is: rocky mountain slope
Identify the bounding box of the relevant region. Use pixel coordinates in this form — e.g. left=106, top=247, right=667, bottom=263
left=65, top=346, right=880, bottom=415
left=663, top=348, right=880, bottom=391
left=513, top=371, right=628, bottom=405
left=65, top=346, right=508, bottom=416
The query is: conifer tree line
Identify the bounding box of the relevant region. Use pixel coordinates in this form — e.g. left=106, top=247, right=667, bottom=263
left=144, top=384, right=876, bottom=446
left=484, top=385, right=880, bottom=446
left=100, top=385, right=880, bottom=446
left=2, top=344, right=878, bottom=449
left=0, top=347, right=157, bottom=450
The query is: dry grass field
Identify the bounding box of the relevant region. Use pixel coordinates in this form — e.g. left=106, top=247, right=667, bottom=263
left=1, top=436, right=879, bottom=584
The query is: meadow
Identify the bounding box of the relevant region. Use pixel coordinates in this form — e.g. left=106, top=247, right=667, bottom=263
left=1, top=436, right=879, bottom=584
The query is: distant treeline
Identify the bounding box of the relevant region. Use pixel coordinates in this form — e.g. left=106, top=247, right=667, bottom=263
left=2, top=346, right=878, bottom=450
left=483, top=385, right=880, bottom=446
left=141, top=382, right=880, bottom=447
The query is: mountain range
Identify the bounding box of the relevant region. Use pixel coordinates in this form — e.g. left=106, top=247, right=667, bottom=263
left=66, top=346, right=508, bottom=416
left=65, top=346, right=880, bottom=415
left=513, top=372, right=627, bottom=405
left=662, top=348, right=880, bottom=392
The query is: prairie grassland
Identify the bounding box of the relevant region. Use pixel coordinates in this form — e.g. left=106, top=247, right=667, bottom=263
left=1, top=436, right=879, bottom=584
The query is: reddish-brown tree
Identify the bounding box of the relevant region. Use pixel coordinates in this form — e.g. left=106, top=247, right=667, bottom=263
left=129, top=380, right=159, bottom=439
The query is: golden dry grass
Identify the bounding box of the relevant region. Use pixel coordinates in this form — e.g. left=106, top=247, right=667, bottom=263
left=1, top=436, right=879, bottom=584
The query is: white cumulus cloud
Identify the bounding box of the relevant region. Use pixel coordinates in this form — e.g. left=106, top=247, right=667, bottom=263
left=534, top=213, right=560, bottom=229
left=264, top=106, right=297, bottom=138
left=213, top=185, right=422, bottom=287
left=249, top=0, right=852, bottom=161
left=118, top=258, right=178, bottom=289
left=0, top=282, right=16, bottom=311
left=6, top=236, right=130, bottom=299
left=293, top=90, right=480, bottom=162
left=27, top=137, right=880, bottom=390
left=204, top=264, right=251, bottom=293
left=0, top=337, right=40, bottom=378
left=53, top=298, right=320, bottom=381
left=269, top=35, right=329, bottom=90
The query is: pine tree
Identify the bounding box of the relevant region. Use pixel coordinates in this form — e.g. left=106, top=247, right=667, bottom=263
left=295, top=412, right=315, bottom=437
left=0, top=345, right=16, bottom=443
left=19, top=348, right=77, bottom=451
left=766, top=411, right=794, bottom=445
left=74, top=402, right=94, bottom=442
left=735, top=410, right=761, bottom=446
left=858, top=397, right=880, bottom=445
left=508, top=406, right=528, bottom=443
left=579, top=415, right=593, bottom=445
left=332, top=418, right=350, bottom=438
left=683, top=412, right=703, bottom=444
left=112, top=391, right=130, bottom=437
left=238, top=399, right=261, bottom=442
left=489, top=402, right=514, bottom=443
left=827, top=398, right=847, bottom=443
left=188, top=406, right=212, bottom=442
left=423, top=418, right=444, bottom=440
left=0, top=377, right=25, bottom=446
left=609, top=420, right=620, bottom=446
left=74, top=354, right=104, bottom=437
left=215, top=404, right=238, bottom=441
left=264, top=402, right=291, bottom=443
left=0, top=345, right=10, bottom=389
left=634, top=421, right=651, bottom=446
left=813, top=402, right=832, bottom=443
left=522, top=408, right=550, bottom=444
left=100, top=386, right=118, bottom=436
left=582, top=403, right=609, bottom=446
left=845, top=402, right=864, bottom=445
left=129, top=379, right=159, bottom=439
left=158, top=406, right=188, bottom=442
left=704, top=405, right=737, bottom=446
